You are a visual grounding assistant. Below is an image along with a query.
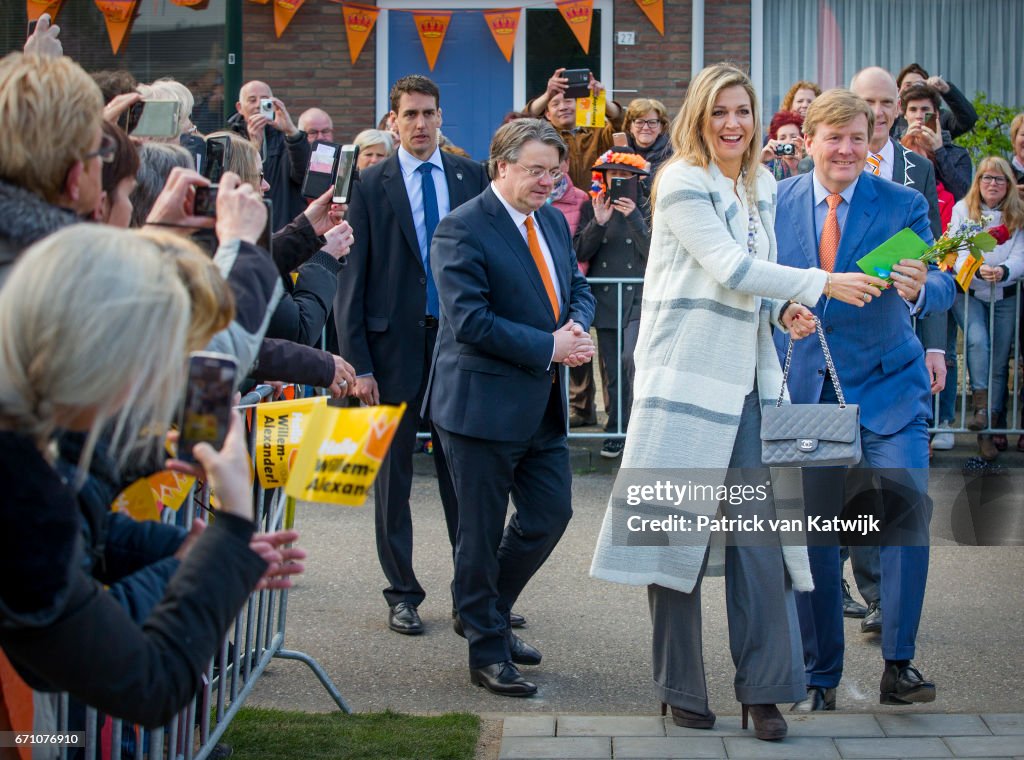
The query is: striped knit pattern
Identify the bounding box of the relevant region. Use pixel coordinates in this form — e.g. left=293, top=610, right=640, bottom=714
left=590, top=161, right=827, bottom=594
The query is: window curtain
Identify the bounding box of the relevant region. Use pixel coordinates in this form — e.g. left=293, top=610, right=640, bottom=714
left=763, top=0, right=1023, bottom=121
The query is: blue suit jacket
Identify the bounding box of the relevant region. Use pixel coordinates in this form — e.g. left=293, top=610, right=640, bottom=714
left=774, top=172, right=955, bottom=436
left=425, top=187, right=595, bottom=441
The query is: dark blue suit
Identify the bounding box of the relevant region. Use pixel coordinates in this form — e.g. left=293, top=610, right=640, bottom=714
left=774, top=171, right=955, bottom=687
left=426, top=186, right=594, bottom=668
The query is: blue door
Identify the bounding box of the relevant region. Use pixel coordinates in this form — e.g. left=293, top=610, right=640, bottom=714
left=388, top=11, right=513, bottom=161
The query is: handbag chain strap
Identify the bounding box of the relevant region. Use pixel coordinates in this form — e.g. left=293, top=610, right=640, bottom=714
left=776, top=316, right=847, bottom=408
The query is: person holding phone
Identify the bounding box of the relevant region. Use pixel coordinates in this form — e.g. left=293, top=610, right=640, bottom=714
left=573, top=147, right=650, bottom=459
left=227, top=80, right=311, bottom=230
left=0, top=226, right=299, bottom=727
left=900, top=82, right=972, bottom=205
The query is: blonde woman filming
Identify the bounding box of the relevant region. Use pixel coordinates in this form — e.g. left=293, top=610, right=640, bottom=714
left=590, top=63, right=884, bottom=741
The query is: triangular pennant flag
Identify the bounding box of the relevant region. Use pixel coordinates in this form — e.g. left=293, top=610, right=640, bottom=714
left=483, top=8, right=520, bottom=63
left=170, top=0, right=206, bottom=8
left=555, top=0, right=593, bottom=54
left=412, top=11, right=451, bottom=71
left=27, top=0, right=64, bottom=22
left=632, top=0, right=663, bottom=35
left=273, top=0, right=304, bottom=38
left=342, top=2, right=379, bottom=64
left=94, top=0, right=138, bottom=54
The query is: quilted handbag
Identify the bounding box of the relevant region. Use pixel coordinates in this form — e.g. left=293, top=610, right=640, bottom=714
left=761, top=317, right=862, bottom=467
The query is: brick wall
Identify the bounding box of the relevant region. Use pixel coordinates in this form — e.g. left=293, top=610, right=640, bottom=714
left=242, top=2, right=378, bottom=142
left=612, top=0, right=692, bottom=112
left=240, top=0, right=753, bottom=140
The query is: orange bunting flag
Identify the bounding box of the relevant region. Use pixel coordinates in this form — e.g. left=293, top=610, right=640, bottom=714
left=632, top=0, right=664, bottom=35
left=273, top=0, right=304, bottom=38
left=95, top=0, right=138, bottom=54
left=412, top=11, right=451, bottom=71
left=170, top=0, right=205, bottom=7
left=556, top=0, right=593, bottom=54
left=483, top=8, right=520, bottom=63
left=342, top=2, right=379, bottom=64
left=27, top=0, right=64, bottom=22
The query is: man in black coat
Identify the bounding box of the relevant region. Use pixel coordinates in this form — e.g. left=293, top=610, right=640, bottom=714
left=227, top=80, right=311, bottom=230
left=334, top=75, right=488, bottom=636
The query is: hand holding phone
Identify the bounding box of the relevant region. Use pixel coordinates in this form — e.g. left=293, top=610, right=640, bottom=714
left=302, top=141, right=341, bottom=199
left=609, top=176, right=637, bottom=204
left=193, top=185, right=218, bottom=217
left=130, top=100, right=181, bottom=138
left=213, top=173, right=268, bottom=245
left=259, top=97, right=276, bottom=121
left=176, top=352, right=238, bottom=464
left=561, top=68, right=592, bottom=99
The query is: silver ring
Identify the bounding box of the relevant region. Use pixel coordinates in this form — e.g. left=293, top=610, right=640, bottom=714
left=862, top=292, right=870, bottom=302
left=339, top=380, right=348, bottom=387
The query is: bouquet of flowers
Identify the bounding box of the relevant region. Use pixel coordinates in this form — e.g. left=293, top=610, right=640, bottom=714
left=925, top=216, right=1009, bottom=290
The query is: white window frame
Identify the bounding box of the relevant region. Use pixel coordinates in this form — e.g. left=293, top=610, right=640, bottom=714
left=375, top=0, right=614, bottom=118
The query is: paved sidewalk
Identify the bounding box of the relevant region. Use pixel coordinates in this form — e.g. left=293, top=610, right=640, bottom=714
left=498, top=712, right=1024, bottom=759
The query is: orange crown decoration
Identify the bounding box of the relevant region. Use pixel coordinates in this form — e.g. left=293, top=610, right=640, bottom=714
left=564, top=4, right=590, bottom=22
left=347, top=10, right=372, bottom=30
left=96, top=1, right=133, bottom=23
left=639, top=0, right=657, bottom=5
left=589, top=149, right=651, bottom=198
left=418, top=17, right=446, bottom=37
left=490, top=15, right=516, bottom=34
left=364, top=411, right=401, bottom=463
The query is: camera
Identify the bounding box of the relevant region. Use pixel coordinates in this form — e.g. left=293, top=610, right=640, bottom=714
left=774, top=143, right=795, bottom=157
left=259, top=98, right=275, bottom=121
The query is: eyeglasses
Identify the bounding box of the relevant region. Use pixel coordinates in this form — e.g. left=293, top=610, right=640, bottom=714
left=514, top=163, right=563, bottom=181
left=633, top=119, right=662, bottom=129
left=980, top=174, right=1008, bottom=185
left=83, top=133, right=116, bottom=164
left=307, top=128, right=334, bottom=139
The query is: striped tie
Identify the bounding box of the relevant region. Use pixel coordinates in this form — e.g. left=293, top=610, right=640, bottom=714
left=865, top=152, right=882, bottom=176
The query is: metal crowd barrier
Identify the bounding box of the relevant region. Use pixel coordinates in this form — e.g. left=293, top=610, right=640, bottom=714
left=562, top=277, right=1024, bottom=442
left=50, top=383, right=348, bottom=760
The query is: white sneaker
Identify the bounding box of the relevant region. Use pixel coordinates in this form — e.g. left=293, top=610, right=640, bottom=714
left=931, top=422, right=955, bottom=451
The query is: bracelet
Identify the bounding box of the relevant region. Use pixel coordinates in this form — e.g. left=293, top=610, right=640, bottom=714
left=825, top=273, right=833, bottom=299
left=778, top=301, right=796, bottom=325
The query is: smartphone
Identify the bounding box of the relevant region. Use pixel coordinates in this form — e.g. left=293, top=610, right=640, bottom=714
left=302, top=141, right=341, bottom=199
left=259, top=97, right=275, bottom=121
left=562, top=68, right=591, bottom=99
left=332, top=144, right=359, bottom=204
left=609, top=176, right=637, bottom=203
left=923, top=111, right=938, bottom=131
left=193, top=185, right=218, bottom=218
left=176, top=352, right=238, bottom=463
left=130, top=100, right=181, bottom=138
left=204, top=134, right=231, bottom=182
left=612, top=132, right=628, bottom=147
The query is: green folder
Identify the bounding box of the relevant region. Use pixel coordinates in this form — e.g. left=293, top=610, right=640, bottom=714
left=856, top=228, right=930, bottom=279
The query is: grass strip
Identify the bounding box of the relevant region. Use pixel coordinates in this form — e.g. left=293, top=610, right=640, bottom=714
left=220, top=706, right=480, bottom=759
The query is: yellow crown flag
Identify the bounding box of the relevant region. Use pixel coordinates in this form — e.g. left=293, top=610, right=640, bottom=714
left=253, top=396, right=328, bottom=489
left=111, top=471, right=196, bottom=522
left=576, top=88, right=606, bottom=129
left=955, top=253, right=984, bottom=292
left=285, top=403, right=406, bottom=506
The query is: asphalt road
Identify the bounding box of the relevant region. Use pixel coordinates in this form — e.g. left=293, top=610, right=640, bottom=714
left=248, top=448, right=1024, bottom=718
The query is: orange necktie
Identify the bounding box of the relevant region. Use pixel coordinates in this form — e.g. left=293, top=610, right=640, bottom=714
left=524, top=216, right=559, bottom=319
left=819, top=193, right=842, bottom=272
left=865, top=152, right=882, bottom=176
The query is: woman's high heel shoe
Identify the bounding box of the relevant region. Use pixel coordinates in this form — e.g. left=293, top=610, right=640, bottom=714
left=740, top=703, right=787, bottom=741
left=660, top=702, right=716, bottom=729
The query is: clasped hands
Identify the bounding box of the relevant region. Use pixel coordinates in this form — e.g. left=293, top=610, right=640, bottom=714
left=553, top=320, right=595, bottom=367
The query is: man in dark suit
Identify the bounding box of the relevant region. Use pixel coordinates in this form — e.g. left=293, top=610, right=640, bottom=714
left=334, top=75, right=488, bottom=636
left=427, top=119, right=595, bottom=697
left=774, top=89, right=954, bottom=712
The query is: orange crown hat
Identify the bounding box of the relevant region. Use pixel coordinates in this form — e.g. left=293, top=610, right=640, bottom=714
left=590, top=146, right=650, bottom=197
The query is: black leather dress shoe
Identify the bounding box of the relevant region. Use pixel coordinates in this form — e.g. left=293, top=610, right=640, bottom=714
left=388, top=602, right=423, bottom=635
left=861, top=600, right=882, bottom=633
left=880, top=663, right=936, bottom=705
left=790, top=686, right=836, bottom=712
left=510, top=611, right=526, bottom=628
left=842, top=580, right=867, bottom=618
left=507, top=633, right=542, bottom=666
left=470, top=661, right=537, bottom=697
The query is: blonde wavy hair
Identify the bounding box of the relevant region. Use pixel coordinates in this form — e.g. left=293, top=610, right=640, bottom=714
left=0, top=53, right=103, bottom=202
left=964, top=156, right=1024, bottom=234
left=0, top=227, right=197, bottom=474
left=653, top=63, right=762, bottom=205
left=780, top=80, right=821, bottom=112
